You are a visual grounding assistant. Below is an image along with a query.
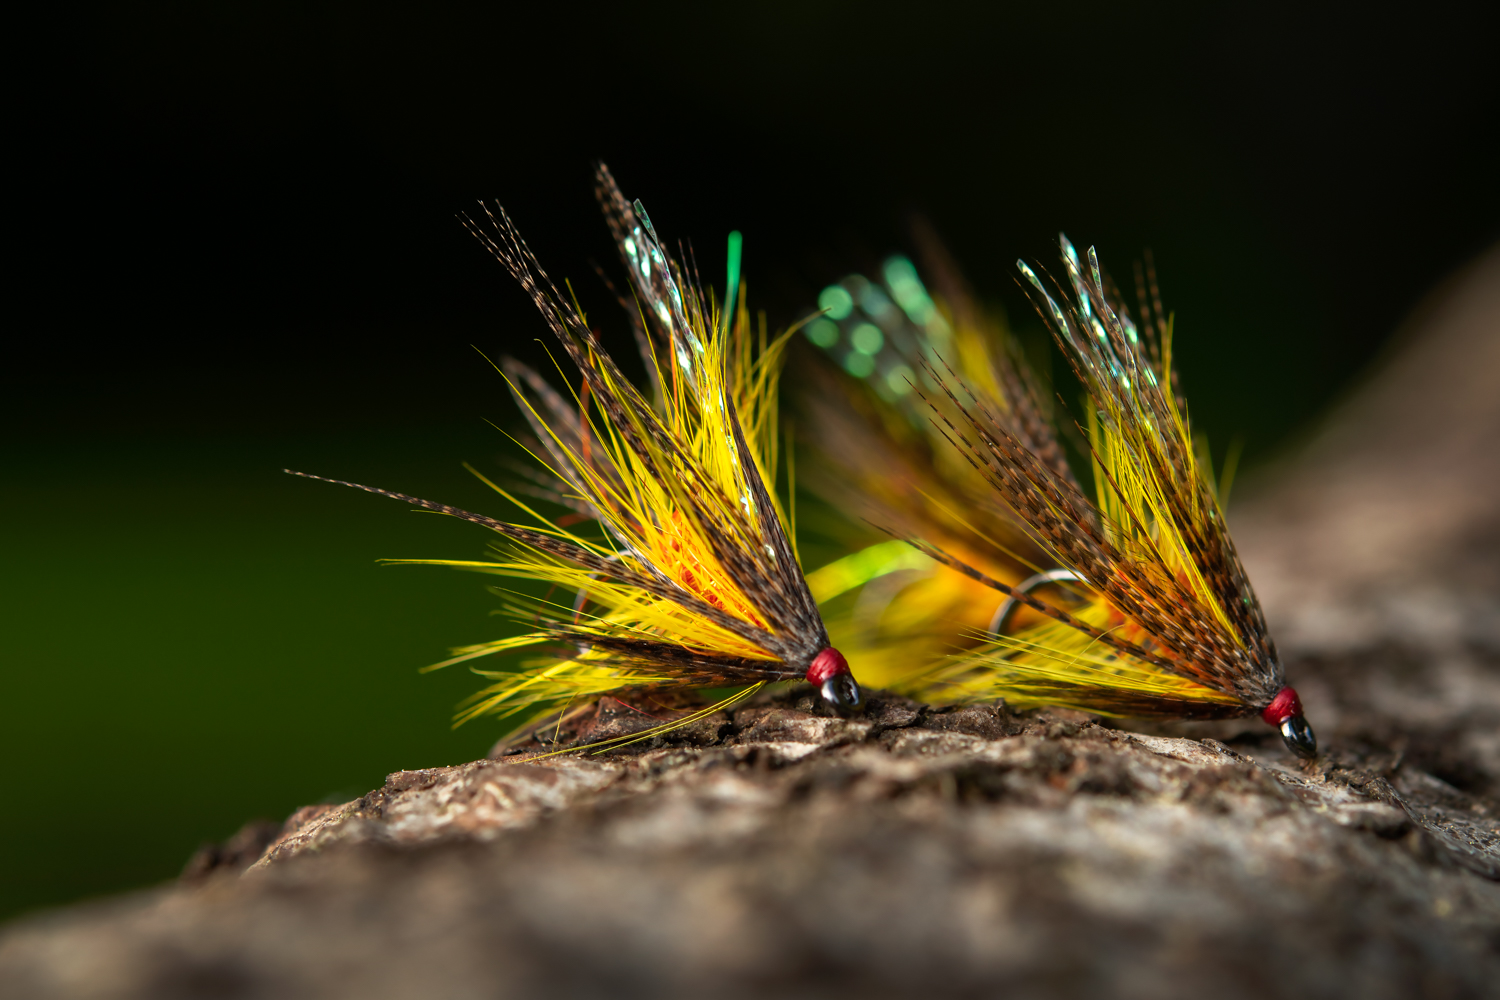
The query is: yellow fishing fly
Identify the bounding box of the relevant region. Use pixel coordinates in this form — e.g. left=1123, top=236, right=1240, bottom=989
left=798, top=233, right=1317, bottom=757
left=290, top=165, right=861, bottom=749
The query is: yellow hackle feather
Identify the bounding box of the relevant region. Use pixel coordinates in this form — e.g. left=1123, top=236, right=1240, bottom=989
left=396, top=286, right=800, bottom=725
left=912, top=321, right=1242, bottom=712
left=796, top=232, right=1285, bottom=720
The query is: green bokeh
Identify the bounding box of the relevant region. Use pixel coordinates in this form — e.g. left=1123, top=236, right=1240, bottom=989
left=0, top=425, right=541, bottom=920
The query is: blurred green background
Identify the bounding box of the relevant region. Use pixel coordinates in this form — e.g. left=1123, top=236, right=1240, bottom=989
left=0, top=428, right=506, bottom=917
left=5, top=2, right=1496, bottom=920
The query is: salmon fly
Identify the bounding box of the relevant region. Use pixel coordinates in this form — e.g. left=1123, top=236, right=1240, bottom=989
left=798, top=232, right=1316, bottom=758
left=289, top=165, right=861, bottom=749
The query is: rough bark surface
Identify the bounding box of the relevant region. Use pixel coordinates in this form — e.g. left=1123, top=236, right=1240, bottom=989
left=3, top=248, right=1498, bottom=999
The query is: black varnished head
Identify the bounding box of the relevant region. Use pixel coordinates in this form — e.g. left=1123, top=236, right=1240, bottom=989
left=1280, top=715, right=1318, bottom=759
left=820, top=674, right=865, bottom=715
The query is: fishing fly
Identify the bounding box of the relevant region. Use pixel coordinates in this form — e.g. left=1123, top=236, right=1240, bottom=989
left=800, top=233, right=1316, bottom=758
left=289, top=165, right=861, bottom=750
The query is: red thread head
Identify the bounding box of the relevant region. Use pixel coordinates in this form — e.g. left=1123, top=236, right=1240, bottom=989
left=1261, top=686, right=1304, bottom=727
left=806, top=647, right=851, bottom=685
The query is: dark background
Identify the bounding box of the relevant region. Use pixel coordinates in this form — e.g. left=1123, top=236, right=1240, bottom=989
left=3, top=1, right=1496, bottom=920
